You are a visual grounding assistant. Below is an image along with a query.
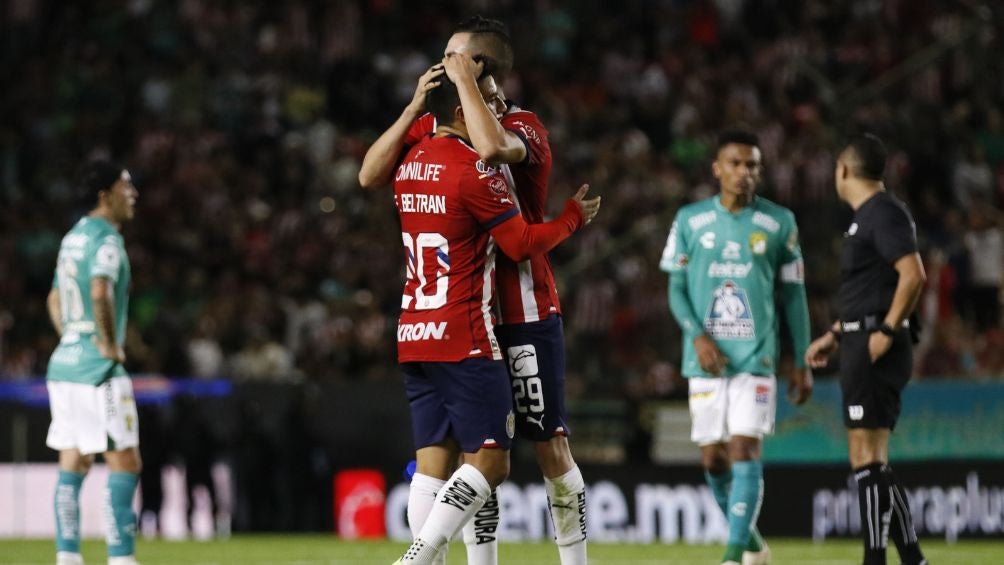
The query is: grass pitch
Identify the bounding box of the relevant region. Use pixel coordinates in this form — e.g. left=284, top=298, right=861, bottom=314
left=1, top=536, right=1001, bottom=564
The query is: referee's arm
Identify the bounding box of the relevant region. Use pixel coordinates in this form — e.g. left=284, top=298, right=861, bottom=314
left=883, top=252, right=926, bottom=330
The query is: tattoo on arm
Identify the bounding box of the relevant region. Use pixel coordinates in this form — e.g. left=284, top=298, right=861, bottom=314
left=91, top=277, right=117, bottom=345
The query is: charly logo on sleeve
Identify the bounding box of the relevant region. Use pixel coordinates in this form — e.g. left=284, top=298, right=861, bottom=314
left=699, top=231, right=716, bottom=249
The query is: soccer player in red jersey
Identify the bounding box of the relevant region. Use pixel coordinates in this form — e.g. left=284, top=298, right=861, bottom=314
left=361, top=17, right=592, bottom=565
left=390, top=68, right=599, bottom=565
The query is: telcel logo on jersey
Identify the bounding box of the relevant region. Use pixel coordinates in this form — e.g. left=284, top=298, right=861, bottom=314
left=707, top=261, right=752, bottom=278
left=397, top=321, right=447, bottom=342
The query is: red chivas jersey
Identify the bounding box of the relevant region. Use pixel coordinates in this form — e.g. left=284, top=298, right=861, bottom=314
left=393, top=134, right=519, bottom=362
left=404, top=105, right=560, bottom=324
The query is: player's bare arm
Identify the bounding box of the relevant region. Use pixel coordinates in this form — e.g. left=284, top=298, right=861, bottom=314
left=358, top=64, right=444, bottom=189
left=91, top=275, right=125, bottom=363
left=869, top=252, right=926, bottom=362
left=443, top=52, right=527, bottom=166
left=46, top=288, right=63, bottom=337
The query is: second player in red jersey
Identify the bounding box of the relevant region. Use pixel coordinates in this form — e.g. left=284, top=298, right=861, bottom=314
left=389, top=62, right=599, bottom=565
left=395, top=130, right=572, bottom=362
left=361, top=17, right=599, bottom=565
left=402, top=101, right=559, bottom=325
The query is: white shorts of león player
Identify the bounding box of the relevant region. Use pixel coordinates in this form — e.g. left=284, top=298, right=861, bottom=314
left=688, top=373, right=776, bottom=446
left=46, top=376, right=140, bottom=455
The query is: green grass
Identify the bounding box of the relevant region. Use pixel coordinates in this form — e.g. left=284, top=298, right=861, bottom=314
left=1, top=536, right=1001, bottom=564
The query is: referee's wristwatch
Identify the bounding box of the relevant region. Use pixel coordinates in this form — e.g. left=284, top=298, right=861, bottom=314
left=877, top=322, right=897, bottom=337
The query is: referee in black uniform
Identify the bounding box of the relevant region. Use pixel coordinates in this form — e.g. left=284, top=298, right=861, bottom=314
left=805, top=134, right=928, bottom=565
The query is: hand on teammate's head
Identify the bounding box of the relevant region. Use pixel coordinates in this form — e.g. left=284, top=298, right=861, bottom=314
left=442, top=52, right=484, bottom=83
left=407, top=64, right=445, bottom=115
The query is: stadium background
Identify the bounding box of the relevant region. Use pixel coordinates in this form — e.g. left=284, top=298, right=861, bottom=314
left=2, top=0, right=1004, bottom=552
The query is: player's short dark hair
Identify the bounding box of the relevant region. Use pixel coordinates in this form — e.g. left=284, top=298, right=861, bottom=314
left=426, top=75, right=462, bottom=125
left=842, top=133, right=887, bottom=181
left=717, top=129, right=760, bottom=151
left=452, top=15, right=514, bottom=79
left=78, top=159, right=124, bottom=207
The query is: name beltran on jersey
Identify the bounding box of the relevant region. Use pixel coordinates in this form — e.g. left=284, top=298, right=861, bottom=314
left=397, top=193, right=447, bottom=215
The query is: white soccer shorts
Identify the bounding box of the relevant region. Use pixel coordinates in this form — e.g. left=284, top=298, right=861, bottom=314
left=46, top=376, right=140, bottom=455
left=688, top=373, right=776, bottom=445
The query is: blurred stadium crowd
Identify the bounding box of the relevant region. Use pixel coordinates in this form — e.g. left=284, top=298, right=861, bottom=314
left=2, top=0, right=1004, bottom=396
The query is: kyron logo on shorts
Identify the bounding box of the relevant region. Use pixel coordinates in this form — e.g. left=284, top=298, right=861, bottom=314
left=848, top=405, right=864, bottom=420
left=507, top=345, right=538, bottom=377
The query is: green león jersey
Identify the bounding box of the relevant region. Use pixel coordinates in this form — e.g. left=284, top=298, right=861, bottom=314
left=660, top=196, right=809, bottom=378
left=47, top=216, right=131, bottom=385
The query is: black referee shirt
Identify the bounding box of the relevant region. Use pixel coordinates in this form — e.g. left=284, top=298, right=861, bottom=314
left=838, top=191, right=919, bottom=321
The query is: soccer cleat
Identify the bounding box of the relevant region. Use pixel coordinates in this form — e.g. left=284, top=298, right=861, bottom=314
left=742, top=541, right=771, bottom=565
left=107, top=557, right=140, bottom=565
left=56, top=553, right=84, bottom=565
left=722, top=561, right=741, bottom=565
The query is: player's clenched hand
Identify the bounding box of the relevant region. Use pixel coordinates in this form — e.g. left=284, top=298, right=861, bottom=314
left=406, top=64, right=445, bottom=116
left=693, top=334, right=727, bottom=375
left=92, top=335, right=126, bottom=364
left=788, top=367, right=813, bottom=405
left=442, top=52, right=483, bottom=84
left=805, top=332, right=837, bottom=369
left=571, top=184, right=601, bottom=224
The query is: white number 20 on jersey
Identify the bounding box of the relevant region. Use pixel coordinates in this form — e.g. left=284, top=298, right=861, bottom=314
left=57, top=256, right=85, bottom=322
left=401, top=232, right=450, bottom=310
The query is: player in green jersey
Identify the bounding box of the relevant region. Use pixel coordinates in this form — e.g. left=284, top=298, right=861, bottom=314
left=45, top=160, right=141, bottom=565
left=660, top=130, right=813, bottom=565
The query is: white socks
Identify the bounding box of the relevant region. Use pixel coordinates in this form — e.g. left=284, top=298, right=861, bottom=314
left=406, top=465, right=587, bottom=565
left=408, top=473, right=446, bottom=538
left=545, top=466, right=588, bottom=565
left=401, top=464, right=491, bottom=564
left=462, top=489, right=499, bottom=565
left=408, top=473, right=447, bottom=565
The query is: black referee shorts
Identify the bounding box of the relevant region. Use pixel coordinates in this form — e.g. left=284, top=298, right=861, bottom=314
left=838, top=329, right=913, bottom=430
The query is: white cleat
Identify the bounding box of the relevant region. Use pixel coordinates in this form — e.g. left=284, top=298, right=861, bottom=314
left=722, top=561, right=742, bottom=565
left=107, top=557, right=140, bottom=565
left=56, top=552, right=84, bottom=565
left=742, top=542, right=772, bottom=565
